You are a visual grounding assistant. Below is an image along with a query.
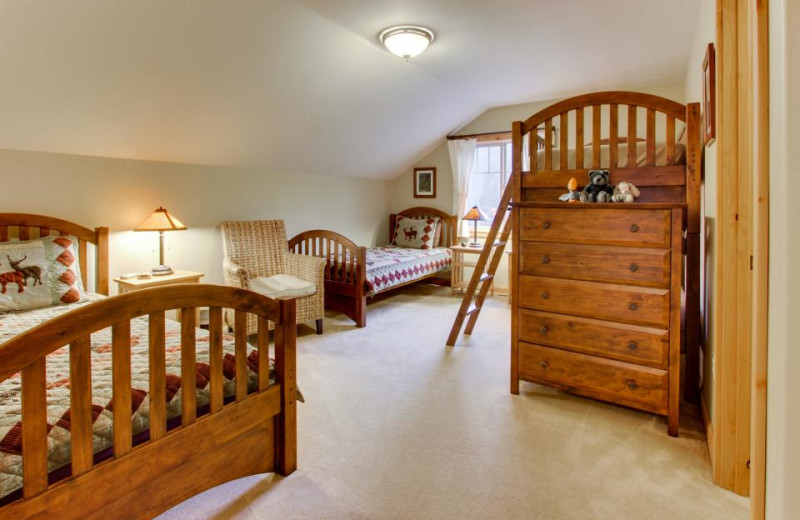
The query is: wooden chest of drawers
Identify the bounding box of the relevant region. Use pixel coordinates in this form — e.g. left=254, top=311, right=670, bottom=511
left=511, top=203, right=684, bottom=436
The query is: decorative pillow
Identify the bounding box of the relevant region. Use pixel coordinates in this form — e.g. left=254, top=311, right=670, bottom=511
left=432, top=217, right=444, bottom=247
left=392, top=216, right=438, bottom=250
left=0, top=235, right=85, bottom=313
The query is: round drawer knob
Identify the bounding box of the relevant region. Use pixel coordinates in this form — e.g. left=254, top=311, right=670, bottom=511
left=628, top=341, right=638, bottom=351
left=539, top=326, right=548, bottom=335
left=630, top=223, right=640, bottom=233
left=541, top=291, right=550, bottom=299
left=629, top=263, right=639, bottom=272
left=542, top=221, right=551, bottom=230
left=541, top=255, right=550, bottom=264
left=540, top=361, right=549, bottom=369
left=627, top=380, right=638, bottom=390
left=629, top=302, right=639, bottom=311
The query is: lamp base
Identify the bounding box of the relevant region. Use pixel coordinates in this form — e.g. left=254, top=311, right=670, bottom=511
left=151, top=265, right=174, bottom=276
left=468, top=242, right=482, bottom=248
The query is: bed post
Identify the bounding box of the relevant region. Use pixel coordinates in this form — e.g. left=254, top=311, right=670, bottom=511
left=355, top=246, right=367, bottom=328
left=274, top=298, right=297, bottom=475
left=95, top=226, right=110, bottom=296
left=684, top=102, right=702, bottom=404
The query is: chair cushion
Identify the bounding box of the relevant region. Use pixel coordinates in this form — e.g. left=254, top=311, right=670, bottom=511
left=250, top=274, right=316, bottom=300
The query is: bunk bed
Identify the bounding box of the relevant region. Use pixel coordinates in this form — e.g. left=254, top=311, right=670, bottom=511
left=289, top=207, right=457, bottom=327
left=0, top=213, right=298, bottom=519
left=508, top=92, right=702, bottom=436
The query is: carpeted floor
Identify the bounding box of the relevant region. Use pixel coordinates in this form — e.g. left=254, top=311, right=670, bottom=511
left=158, top=285, right=748, bottom=520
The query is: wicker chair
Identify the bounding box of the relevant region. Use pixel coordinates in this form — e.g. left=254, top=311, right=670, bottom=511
left=221, top=220, right=326, bottom=334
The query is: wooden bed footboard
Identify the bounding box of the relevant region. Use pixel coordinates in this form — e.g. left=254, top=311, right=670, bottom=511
left=289, top=230, right=368, bottom=327
left=0, top=284, right=297, bottom=520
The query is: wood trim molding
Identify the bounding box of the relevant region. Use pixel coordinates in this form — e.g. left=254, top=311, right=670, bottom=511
left=712, top=0, right=769, bottom=505
left=750, top=0, right=770, bottom=518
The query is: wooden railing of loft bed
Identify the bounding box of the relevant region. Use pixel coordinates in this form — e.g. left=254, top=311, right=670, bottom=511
left=512, top=91, right=702, bottom=403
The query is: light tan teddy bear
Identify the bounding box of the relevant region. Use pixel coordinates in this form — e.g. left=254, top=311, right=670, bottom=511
left=612, top=181, right=641, bottom=203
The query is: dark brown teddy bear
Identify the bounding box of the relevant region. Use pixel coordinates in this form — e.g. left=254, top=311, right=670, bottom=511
left=579, top=169, right=614, bottom=203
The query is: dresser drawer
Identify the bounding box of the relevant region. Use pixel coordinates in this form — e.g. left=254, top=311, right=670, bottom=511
left=519, top=242, right=671, bottom=288
left=518, top=309, right=669, bottom=368
left=517, top=342, right=668, bottom=414
left=518, top=275, right=670, bottom=328
left=519, top=207, right=671, bottom=247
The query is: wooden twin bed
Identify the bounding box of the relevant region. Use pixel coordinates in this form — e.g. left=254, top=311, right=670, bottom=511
left=0, top=214, right=297, bottom=519
left=289, top=207, right=457, bottom=327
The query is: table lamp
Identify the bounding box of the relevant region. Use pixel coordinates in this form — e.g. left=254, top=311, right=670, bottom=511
left=462, top=205, right=489, bottom=247
left=134, top=207, right=187, bottom=276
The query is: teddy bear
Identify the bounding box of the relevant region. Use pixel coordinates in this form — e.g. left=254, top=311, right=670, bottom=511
left=579, top=169, right=614, bottom=203
left=612, top=181, right=641, bottom=203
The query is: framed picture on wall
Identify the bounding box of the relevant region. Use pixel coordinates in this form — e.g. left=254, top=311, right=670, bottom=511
left=413, top=167, right=436, bottom=198
left=702, top=42, right=716, bottom=145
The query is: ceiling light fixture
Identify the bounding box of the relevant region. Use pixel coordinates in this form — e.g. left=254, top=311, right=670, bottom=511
left=379, top=25, right=434, bottom=60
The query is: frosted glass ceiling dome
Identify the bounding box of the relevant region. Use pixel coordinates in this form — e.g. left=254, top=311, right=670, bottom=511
left=379, top=26, right=435, bottom=60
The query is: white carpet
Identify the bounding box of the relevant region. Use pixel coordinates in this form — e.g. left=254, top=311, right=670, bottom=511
left=158, top=285, right=748, bottom=520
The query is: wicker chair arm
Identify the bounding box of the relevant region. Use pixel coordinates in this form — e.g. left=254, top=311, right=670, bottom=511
left=223, top=259, right=251, bottom=289
left=286, top=253, right=326, bottom=282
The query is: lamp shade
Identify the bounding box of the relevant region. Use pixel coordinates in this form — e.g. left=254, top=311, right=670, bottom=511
left=379, top=26, right=434, bottom=59
left=134, top=207, right=187, bottom=232
left=462, top=205, right=489, bottom=222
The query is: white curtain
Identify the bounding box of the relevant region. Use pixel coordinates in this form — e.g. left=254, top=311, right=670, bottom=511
left=448, top=138, right=477, bottom=237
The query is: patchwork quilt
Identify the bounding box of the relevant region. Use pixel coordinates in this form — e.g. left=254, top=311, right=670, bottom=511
left=0, top=294, right=281, bottom=500
left=365, top=246, right=452, bottom=296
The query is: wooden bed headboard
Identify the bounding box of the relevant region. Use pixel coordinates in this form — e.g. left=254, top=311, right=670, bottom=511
left=517, top=91, right=700, bottom=216
left=389, top=207, right=458, bottom=247
left=0, top=213, right=110, bottom=295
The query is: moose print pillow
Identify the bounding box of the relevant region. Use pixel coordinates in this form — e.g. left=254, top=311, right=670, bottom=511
left=0, top=235, right=85, bottom=313
left=392, top=216, right=439, bottom=250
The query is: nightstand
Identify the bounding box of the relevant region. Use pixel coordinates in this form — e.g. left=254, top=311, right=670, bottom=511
left=450, top=245, right=495, bottom=296
left=114, top=269, right=204, bottom=323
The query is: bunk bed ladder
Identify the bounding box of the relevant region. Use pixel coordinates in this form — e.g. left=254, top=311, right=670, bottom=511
left=446, top=171, right=516, bottom=346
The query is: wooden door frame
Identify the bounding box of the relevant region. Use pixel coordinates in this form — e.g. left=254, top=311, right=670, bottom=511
left=711, top=0, right=768, bottom=516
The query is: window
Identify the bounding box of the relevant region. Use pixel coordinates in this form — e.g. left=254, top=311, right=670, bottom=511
left=464, top=141, right=513, bottom=231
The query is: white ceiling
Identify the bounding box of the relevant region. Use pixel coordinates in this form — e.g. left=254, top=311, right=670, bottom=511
left=0, top=1, right=700, bottom=179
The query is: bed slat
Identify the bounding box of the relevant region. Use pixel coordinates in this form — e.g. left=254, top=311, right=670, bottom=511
left=112, top=322, right=132, bottom=457
left=592, top=106, right=601, bottom=168
left=609, top=104, right=619, bottom=169
left=666, top=116, right=676, bottom=165
left=70, top=337, right=93, bottom=476
left=575, top=107, right=584, bottom=169
left=529, top=129, right=537, bottom=173
left=559, top=112, right=568, bottom=170
left=234, top=310, right=247, bottom=401
left=19, top=226, right=30, bottom=241
left=180, top=311, right=197, bottom=426
left=148, top=312, right=167, bottom=440
left=544, top=119, right=553, bottom=170
left=0, top=225, right=7, bottom=241
left=627, top=105, right=638, bottom=168
left=258, top=316, right=270, bottom=392
left=78, top=240, right=88, bottom=289
left=22, top=358, right=48, bottom=498
left=208, top=307, right=224, bottom=413
left=646, top=108, right=657, bottom=166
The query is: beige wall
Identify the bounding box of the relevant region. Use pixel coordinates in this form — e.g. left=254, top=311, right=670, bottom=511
left=0, top=149, right=392, bottom=293
left=767, top=0, right=800, bottom=517
left=683, top=0, right=717, bottom=419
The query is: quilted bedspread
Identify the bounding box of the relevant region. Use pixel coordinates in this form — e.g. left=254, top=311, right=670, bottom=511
left=366, top=246, right=451, bottom=297
left=0, top=293, right=278, bottom=500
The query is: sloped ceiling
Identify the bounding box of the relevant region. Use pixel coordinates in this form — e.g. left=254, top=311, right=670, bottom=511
left=0, top=0, right=700, bottom=179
